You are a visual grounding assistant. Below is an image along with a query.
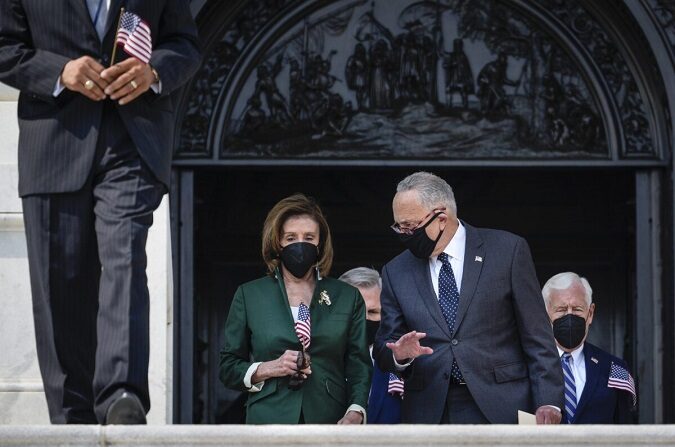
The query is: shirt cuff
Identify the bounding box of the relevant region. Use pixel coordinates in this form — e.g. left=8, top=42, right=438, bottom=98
left=150, top=80, right=162, bottom=94
left=392, top=352, right=414, bottom=370
left=53, top=77, right=66, bottom=97
left=345, top=404, right=367, bottom=424
left=544, top=405, right=561, bottom=413
left=243, top=362, right=264, bottom=392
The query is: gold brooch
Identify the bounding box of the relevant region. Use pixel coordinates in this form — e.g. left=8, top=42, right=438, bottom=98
left=319, top=290, right=331, bottom=306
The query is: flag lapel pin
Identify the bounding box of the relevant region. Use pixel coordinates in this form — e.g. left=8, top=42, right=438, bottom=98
left=591, top=357, right=599, bottom=364
left=475, top=256, right=483, bottom=263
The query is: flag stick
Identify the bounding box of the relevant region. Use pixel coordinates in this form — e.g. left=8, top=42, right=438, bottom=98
left=110, top=7, right=125, bottom=67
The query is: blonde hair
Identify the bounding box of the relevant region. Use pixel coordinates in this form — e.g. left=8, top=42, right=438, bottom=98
left=261, top=194, right=333, bottom=277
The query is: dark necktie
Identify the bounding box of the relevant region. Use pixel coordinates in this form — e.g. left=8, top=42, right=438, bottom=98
left=438, top=252, right=464, bottom=383
left=561, top=352, right=577, bottom=423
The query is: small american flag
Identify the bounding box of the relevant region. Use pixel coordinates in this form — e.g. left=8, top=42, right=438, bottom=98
left=608, top=362, right=636, bottom=406
left=295, top=303, right=311, bottom=350
left=115, top=11, right=152, bottom=64
left=387, top=373, right=404, bottom=397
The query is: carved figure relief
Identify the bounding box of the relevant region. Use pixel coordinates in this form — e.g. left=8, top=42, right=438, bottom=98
left=178, top=0, right=660, bottom=161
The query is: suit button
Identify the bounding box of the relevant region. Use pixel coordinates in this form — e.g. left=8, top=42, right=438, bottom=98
left=451, top=339, right=458, bottom=346
left=102, top=55, right=110, bottom=65
left=443, top=373, right=449, bottom=380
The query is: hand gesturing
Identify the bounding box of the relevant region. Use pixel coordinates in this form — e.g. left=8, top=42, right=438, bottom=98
left=386, top=330, right=434, bottom=363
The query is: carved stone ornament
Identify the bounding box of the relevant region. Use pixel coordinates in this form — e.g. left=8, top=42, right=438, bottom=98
left=177, top=0, right=663, bottom=162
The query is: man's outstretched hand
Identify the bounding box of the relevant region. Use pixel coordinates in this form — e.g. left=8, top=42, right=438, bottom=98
left=386, top=330, right=434, bottom=363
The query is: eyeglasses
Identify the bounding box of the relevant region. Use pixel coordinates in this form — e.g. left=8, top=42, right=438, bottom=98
left=390, top=208, right=446, bottom=235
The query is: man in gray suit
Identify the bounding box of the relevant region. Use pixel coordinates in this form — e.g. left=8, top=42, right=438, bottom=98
left=0, top=0, right=201, bottom=424
left=374, top=172, right=563, bottom=423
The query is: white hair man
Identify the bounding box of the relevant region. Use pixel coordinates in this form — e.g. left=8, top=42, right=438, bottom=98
left=543, top=272, right=635, bottom=424
left=374, top=171, right=563, bottom=424
left=339, top=267, right=401, bottom=424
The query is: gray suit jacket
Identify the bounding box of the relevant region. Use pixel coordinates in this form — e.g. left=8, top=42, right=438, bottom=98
left=374, top=222, right=564, bottom=423
left=0, top=0, right=202, bottom=196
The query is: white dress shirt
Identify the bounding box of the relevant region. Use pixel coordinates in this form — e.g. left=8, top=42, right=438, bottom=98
left=558, top=345, right=586, bottom=404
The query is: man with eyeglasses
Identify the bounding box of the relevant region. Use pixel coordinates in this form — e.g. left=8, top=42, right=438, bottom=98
left=373, top=171, right=564, bottom=424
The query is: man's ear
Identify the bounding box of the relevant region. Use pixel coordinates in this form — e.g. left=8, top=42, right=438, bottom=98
left=587, top=302, right=595, bottom=326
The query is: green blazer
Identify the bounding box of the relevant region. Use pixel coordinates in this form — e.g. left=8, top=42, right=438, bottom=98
left=219, top=271, right=372, bottom=424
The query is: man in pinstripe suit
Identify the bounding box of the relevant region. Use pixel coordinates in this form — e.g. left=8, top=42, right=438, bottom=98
left=0, top=0, right=201, bottom=424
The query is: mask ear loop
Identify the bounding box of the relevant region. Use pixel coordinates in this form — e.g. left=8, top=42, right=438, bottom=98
left=315, top=245, right=321, bottom=280
left=274, top=250, right=281, bottom=279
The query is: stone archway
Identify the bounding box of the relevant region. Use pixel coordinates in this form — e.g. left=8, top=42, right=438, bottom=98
left=170, top=0, right=675, bottom=423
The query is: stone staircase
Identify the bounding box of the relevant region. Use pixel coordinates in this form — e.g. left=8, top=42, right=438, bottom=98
left=0, top=425, right=674, bottom=447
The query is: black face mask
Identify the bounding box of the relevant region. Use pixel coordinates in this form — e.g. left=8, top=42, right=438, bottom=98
left=552, top=314, right=587, bottom=350
left=366, top=319, right=380, bottom=346
left=280, top=242, right=318, bottom=279
left=397, top=213, right=444, bottom=259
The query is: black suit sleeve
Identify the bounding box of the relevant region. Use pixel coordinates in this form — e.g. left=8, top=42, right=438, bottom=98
left=510, top=237, right=564, bottom=410
left=150, top=0, right=202, bottom=96
left=0, top=0, right=70, bottom=99
left=614, top=390, right=634, bottom=423
left=374, top=263, right=412, bottom=377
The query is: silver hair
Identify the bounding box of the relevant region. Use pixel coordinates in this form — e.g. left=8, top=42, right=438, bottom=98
left=338, top=267, right=382, bottom=290
left=396, top=171, right=458, bottom=216
left=542, top=272, right=593, bottom=309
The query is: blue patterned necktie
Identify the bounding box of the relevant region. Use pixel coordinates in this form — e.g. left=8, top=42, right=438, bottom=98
left=438, top=252, right=464, bottom=383
left=561, top=352, right=577, bottom=423
left=86, top=0, right=109, bottom=39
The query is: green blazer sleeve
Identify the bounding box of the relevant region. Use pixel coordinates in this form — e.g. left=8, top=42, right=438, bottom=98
left=219, top=285, right=254, bottom=391
left=345, top=288, right=372, bottom=409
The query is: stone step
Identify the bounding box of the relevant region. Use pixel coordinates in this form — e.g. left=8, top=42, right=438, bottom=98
left=0, top=425, right=674, bottom=447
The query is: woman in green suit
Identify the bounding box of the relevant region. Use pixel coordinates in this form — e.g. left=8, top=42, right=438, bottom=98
left=220, top=194, right=372, bottom=424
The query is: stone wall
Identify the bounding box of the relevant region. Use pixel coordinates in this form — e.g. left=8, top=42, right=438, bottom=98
left=0, top=84, right=172, bottom=424
left=0, top=425, right=674, bottom=447
left=0, top=83, right=48, bottom=425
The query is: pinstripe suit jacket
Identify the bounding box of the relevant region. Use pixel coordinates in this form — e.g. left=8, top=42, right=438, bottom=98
left=0, top=0, right=201, bottom=196
left=374, top=222, right=564, bottom=423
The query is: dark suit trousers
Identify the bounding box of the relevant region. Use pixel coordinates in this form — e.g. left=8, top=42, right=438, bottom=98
left=22, top=103, right=165, bottom=424
left=440, top=384, right=490, bottom=424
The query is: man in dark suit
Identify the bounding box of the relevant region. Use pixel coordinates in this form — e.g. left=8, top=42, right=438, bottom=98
left=339, top=267, right=402, bottom=424
left=542, top=272, right=636, bottom=424
left=0, top=0, right=201, bottom=424
left=374, top=171, right=563, bottom=424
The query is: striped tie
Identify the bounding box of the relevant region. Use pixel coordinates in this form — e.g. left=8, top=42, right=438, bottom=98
left=561, top=353, right=577, bottom=423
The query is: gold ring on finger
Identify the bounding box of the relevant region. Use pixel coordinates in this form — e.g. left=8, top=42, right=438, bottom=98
left=130, top=80, right=138, bottom=90
left=84, top=79, right=95, bottom=90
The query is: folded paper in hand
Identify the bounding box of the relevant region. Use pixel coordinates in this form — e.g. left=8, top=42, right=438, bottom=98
left=517, top=410, right=537, bottom=425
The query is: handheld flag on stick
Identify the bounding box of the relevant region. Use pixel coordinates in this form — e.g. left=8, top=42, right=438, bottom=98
left=295, top=303, right=311, bottom=350
left=111, top=8, right=153, bottom=65
left=608, top=362, right=637, bottom=407
left=387, top=373, right=404, bottom=397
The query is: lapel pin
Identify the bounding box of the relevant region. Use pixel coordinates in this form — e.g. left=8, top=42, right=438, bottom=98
left=319, top=290, right=331, bottom=306
left=475, top=256, right=483, bottom=263
left=591, top=357, right=598, bottom=364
